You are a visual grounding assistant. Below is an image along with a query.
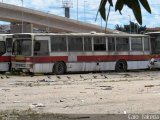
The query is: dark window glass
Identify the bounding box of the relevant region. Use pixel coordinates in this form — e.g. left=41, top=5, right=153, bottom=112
left=0, top=41, right=5, bottom=55
left=6, top=38, right=12, bottom=52
left=131, top=37, right=143, bottom=51
left=84, top=37, right=92, bottom=51
left=12, top=39, right=31, bottom=56
left=150, top=35, right=160, bottom=54
left=34, top=40, right=49, bottom=56
left=34, top=41, right=40, bottom=51
left=144, top=37, right=150, bottom=51
left=108, top=37, right=115, bottom=51
left=68, top=37, right=83, bottom=51
left=116, top=37, right=129, bottom=51
left=94, top=37, right=106, bottom=51
left=51, top=36, right=67, bottom=52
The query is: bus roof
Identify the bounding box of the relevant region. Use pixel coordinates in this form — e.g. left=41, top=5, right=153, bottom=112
left=13, top=33, right=148, bottom=37
left=145, top=32, right=160, bottom=35
left=0, top=34, right=13, bottom=36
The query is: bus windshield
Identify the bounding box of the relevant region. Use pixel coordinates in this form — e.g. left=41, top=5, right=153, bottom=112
left=0, top=41, right=5, bottom=56
left=13, top=39, right=32, bottom=56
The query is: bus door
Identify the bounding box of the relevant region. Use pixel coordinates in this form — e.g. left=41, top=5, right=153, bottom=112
left=6, top=37, right=13, bottom=55
left=0, top=39, right=6, bottom=71
left=0, top=35, right=13, bottom=72
left=34, top=36, right=50, bottom=72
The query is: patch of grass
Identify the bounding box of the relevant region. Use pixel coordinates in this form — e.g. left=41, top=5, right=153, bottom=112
left=0, top=109, right=74, bottom=120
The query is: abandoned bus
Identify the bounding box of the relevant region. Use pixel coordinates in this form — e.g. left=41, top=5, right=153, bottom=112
left=146, top=32, right=160, bottom=69
left=0, top=34, right=12, bottom=72
left=11, top=33, right=151, bottom=74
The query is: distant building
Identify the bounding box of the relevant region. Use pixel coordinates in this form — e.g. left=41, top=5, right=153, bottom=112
left=0, top=25, right=10, bottom=33
left=0, top=24, right=49, bottom=34
left=146, top=27, right=160, bottom=32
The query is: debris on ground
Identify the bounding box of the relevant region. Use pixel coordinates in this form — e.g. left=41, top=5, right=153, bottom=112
left=144, top=85, right=155, bottom=88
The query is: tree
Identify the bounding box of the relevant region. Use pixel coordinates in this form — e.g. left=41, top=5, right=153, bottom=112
left=115, top=21, right=146, bottom=34
left=98, top=0, right=151, bottom=25
left=115, top=24, right=125, bottom=31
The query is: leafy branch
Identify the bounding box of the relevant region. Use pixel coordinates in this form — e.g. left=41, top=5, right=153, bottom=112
left=98, top=0, right=151, bottom=25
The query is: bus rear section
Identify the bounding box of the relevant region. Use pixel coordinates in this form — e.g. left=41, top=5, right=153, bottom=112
left=0, top=34, right=12, bottom=72
left=11, top=33, right=151, bottom=74
left=146, top=32, right=160, bottom=69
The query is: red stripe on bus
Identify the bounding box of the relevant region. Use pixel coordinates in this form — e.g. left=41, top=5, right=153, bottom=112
left=11, top=55, right=160, bottom=63
left=0, top=56, right=11, bottom=62
left=12, top=56, right=68, bottom=63
left=77, top=55, right=152, bottom=62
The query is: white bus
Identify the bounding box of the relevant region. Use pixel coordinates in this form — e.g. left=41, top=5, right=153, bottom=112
left=146, top=32, right=160, bottom=69
left=0, top=34, right=13, bottom=72
left=11, top=33, right=151, bottom=74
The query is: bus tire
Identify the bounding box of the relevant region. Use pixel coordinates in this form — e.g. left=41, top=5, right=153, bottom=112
left=115, top=60, right=127, bottom=72
left=53, top=62, right=66, bottom=75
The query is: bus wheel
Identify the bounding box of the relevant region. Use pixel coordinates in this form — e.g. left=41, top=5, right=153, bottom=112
left=115, top=60, right=127, bottom=72
left=53, top=62, right=66, bottom=75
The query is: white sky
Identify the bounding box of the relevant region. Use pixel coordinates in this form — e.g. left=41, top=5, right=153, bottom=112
left=0, top=0, right=160, bottom=29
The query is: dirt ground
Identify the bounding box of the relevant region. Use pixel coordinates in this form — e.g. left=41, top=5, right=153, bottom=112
left=0, top=70, right=160, bottom=116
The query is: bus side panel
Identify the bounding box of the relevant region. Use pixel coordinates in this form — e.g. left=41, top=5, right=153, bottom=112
left=66, top=62, right=115, bottom=72
left=33, top=63, right=54, bottom=73
left=0, top=62, right=9, bottom=71
left=127, top=60, right=149, bottom=70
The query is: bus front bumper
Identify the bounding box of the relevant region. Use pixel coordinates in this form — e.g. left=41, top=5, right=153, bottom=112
left=12, top=62, right=34, bottom=72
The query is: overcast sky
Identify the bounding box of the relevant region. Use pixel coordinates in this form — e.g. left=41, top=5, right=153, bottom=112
left=0, top=0, right=160, bottom=29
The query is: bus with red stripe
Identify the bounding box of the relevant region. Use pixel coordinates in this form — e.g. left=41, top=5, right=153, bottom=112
left=11, top=33, right=151, bottom=74
left=0, top=34, right=12, bottom=72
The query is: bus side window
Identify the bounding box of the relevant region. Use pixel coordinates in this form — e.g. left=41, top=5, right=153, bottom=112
left=51, top=36, right=67, bottom=52
left=116, top=37, right=129, bottom=51
left=68, top=37, right=83, bottom=52
left=151, top=35, right=160, bottom=54
left=34, top=40, right=49, bottom=56
left=94, top=37, right=106, bottom=51
left=0, top=41, right=5, bottom=55
left=131, top=37, right=143, bottom=51
left=34, top=41, right=40, bottom=51
left=144, top=37, right=150, bottom=51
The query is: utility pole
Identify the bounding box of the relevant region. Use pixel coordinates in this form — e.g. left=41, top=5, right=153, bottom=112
left=83, top=0, right=87, bottom=22
left=62, top=0, right=72, bottom=18
left=128, top=15, right=131, bottom=34
left=47, top=11, right=50, bottom=33
left=77, top=0, right=78, bottom=21
left=21, top=0, right=23, bottom=33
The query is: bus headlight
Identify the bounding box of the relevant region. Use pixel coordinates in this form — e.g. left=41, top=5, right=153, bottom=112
left=26, top=64, right=33, bottom=68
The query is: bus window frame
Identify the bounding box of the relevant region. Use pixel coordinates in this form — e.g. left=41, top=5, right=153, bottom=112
left=108, top=37, right=116, bottom=52
left=83, top=36, right=93, bottom=52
